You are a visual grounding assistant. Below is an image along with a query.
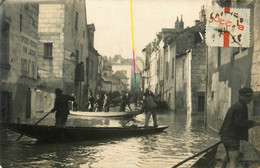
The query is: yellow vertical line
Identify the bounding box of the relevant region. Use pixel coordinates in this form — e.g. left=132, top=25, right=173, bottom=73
left=131, top=0, right=135, bottom=54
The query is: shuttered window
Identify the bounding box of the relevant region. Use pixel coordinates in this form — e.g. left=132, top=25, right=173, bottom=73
left=44, top=43, right=52, bottom=58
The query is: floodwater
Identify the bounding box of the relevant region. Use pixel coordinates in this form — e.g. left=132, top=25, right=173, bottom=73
left=0, top=110, right=219, bottom=168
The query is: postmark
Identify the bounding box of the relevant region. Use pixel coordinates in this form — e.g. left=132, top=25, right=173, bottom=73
left=205, top=4, right=250, bottom=47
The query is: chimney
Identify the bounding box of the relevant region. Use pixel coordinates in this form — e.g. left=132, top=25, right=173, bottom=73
left=195, top=20, right=200, bottom=26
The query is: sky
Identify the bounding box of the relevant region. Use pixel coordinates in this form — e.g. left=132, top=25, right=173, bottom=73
left=86, top=0, right=211, bottom=59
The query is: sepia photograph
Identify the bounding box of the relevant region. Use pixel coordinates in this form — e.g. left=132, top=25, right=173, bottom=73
left=0, top=0, right=260, bottom=167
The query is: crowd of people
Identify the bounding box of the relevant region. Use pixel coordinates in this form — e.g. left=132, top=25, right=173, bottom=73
left=87, top=92, right=111, bottom=112
left=87, top=91, right=135, bottom=112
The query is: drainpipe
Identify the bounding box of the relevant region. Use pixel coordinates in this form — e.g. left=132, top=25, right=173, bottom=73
left=199, top=31, right=208, bottom=127
left=205, top=44, right=208, bottom=127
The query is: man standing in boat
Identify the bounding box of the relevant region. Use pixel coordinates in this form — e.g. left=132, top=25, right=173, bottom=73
left=51, top=88, right=75, bottom=128
left=119, top=92, right=132, bottom=112
left=140, top=89, right=158, bottom=128
left=220, top=87, right=260, bottom=168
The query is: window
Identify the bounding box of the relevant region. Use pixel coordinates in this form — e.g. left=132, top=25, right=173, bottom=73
left=166, top=61, right=169, bottom=80
left=1, top=22, right=10, bottom=68
left=24, top=4, right=29, bottom=11
left=32, top=61, right=36, bottom=79
left=86, top=58, right=89, bottom=76
left=20, top=15, right=23, bottom=32
left=44, top=43, right=52, bottom=58
left=198, top=95, right=205, bottom=112
left=75, top=50, right=79, bottom=63
left=194, top=32, right=202, bottom=44
left=27, top=60, right=31, bottom=76
left=171, top=58, right=174, bottom=79
left=217, top=47, right=221, bottom=67
left=75, top=12, right=78, bottom=30
left=182, top=59, right=185, bottom=80
left=157, top=59, right=160, bottom=76
left=21, top=58, right=27, bottom=75
left=89, top=60, right=94, bottom=79
left=253, top=101, right=260, bottom=116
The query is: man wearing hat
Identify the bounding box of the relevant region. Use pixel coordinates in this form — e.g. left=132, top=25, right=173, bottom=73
left=51, top=88, right=75, bottom=128
left=139, top=89, right=158, bottom=128
left=220, top=87, right=260, bottom=168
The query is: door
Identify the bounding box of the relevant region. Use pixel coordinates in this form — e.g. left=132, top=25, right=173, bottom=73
left=26, top=89, right=31, bottom=119
left=1, top=91, right=12, bottom=121
left=198, top=95, right=205, bottom=113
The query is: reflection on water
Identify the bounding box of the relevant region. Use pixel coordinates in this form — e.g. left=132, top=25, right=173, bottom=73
left=0, top=111, right=219, bottom=168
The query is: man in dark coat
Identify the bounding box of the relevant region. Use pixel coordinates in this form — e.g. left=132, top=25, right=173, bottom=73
left=220, top=87, right=260, bottom=168
left=140, top=89, right=158, bottom=128
left=88, top=93, right=95, bottom=112
left=51, top=88, right=75, bottom=128
left=119, top=93, right=131, bottom=112
left=94, top=94, right=103, bottom=112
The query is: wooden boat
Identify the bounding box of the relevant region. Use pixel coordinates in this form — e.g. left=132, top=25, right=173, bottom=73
left=1, top=122, right=168, bottom=143
left=69, top=111, right=137, bottom=118
left=191, top=142, right=260, bottom=168
left=190, top=145, right=219, bottom=168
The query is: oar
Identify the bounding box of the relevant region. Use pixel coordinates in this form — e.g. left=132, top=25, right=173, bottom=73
left=172, top=141, right=222, bottom=168
left=16, top=111, right=52, bottom=141
left=122, top=110, right=143, bottom=127
left=128, top=104, right=133, bottom=112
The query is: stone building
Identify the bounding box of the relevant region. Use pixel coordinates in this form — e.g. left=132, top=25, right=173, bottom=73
left=143, top=16, right=185, bottom=103
left=135, top=56, right=144, bottom=92
left=100, top=56, right=127, bottom=92
left=36, top=0, right=89, bottom=111
left=0, top=1, right=39, bottom=122
left=87, top=24, right=100, bottom=97
left=169, top=22, right=206, bottom=114
left=110, top=55, right=134, bottom=91
left=143, top=11, right=207, bottom=113
left=206, top=0, right=260, bottom=148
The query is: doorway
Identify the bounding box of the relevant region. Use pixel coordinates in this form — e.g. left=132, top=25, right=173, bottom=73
left=0, top=91, right=12, bottom=121
left=198, top=95, right=205, bottom=113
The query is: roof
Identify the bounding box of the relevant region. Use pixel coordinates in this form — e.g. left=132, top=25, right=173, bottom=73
left=110, top=55, right=132, bottom=65
left=102, top=76, right=122, bottom=84
left=89, top=45, right=100, bottom=57
left=112, top=71, right=128, bottom=79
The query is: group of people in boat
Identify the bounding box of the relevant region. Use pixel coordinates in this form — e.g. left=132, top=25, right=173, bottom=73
left=50, top=88, right=159, bottom=128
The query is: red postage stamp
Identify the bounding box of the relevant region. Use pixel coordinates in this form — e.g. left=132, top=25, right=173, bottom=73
left=205, top=4, right=250, bottom=47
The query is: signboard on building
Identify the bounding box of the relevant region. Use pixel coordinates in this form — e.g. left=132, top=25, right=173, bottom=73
left=205, top=4, right=250, bottom=47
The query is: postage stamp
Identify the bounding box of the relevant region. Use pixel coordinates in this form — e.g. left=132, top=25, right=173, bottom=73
left=205, top=4, right=250, bottom=47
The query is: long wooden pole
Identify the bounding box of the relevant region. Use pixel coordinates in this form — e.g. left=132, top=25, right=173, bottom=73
left=172, top=141, right=222, bottom=168
left=16, top=111, right=52, bottom=141
left=122, top=111, right=142, bottom=127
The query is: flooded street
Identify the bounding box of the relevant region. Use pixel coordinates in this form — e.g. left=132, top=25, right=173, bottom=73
left=0, top=111, right=219, bottom=168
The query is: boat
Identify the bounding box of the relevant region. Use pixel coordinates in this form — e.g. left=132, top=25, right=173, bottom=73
left=69, top=111, right=137, bottom=118
left=1, top=122, right=168, bottom=143
left=190, top=145, right=219, bottom=168
left=191, top=142, right=260, bottom=168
